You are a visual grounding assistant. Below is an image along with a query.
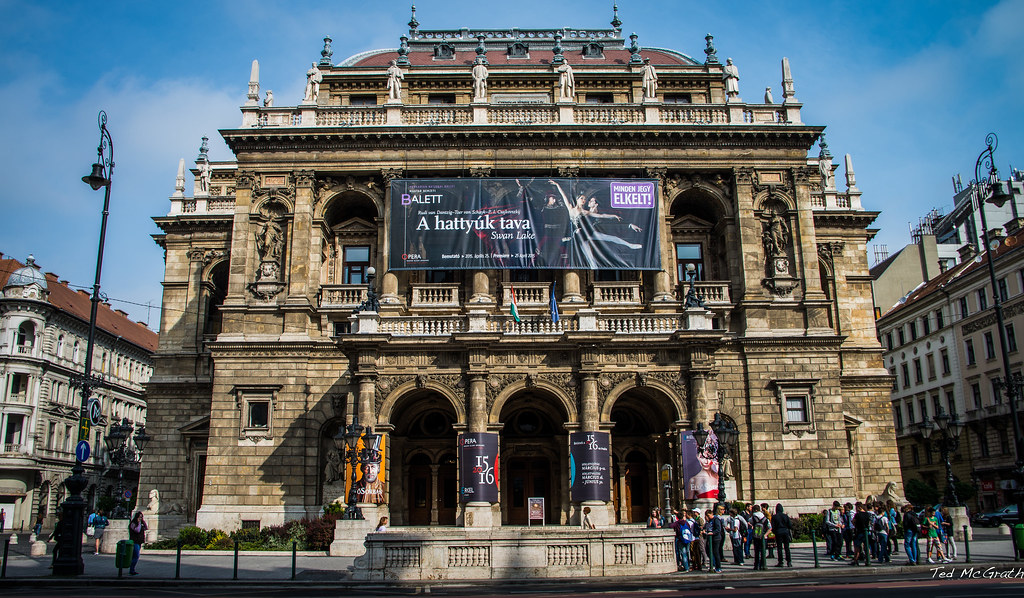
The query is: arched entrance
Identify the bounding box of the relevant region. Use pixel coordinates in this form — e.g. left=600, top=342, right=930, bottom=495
left=608, top=387, right=679, bottom=523
left=498, top=390, right=568, bottom=525
left=389, top=391, right=459, bottom=526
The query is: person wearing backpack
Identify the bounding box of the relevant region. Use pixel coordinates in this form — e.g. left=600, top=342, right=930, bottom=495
left=728, top=508, right=746, bottom=565
left=902, top=504, right=920, bottom=565
left=750, top=504, right=769, bottom=570
left=91, top=509, right=109, bottom=555
left=825, top=500, right=844, bottom=560
left=841, top=502, right=855, bottom=558
left=886, top=500, right=900, bottom=554
left=689, top=509, right=707, bottom=572
left=670, top=510, right=693, bottom=571
left=873, top=504, right=890, bottom=563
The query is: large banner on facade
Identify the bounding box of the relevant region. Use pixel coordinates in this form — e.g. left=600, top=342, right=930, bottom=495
left=680, top=428, right=718, bottom=500
left=345, top=433, right=387, bottom=504
left=569, top=431, right=611, bottom=502
left=390, top=178, right=661, bottom=270
left=458, top=432, right=500, bottom=503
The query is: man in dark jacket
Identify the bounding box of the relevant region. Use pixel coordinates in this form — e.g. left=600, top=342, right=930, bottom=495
left=849, top=502, right=871, bottom=565
left=710, top=505, right=726, bottom=572
left=902, top=504, right=920, bottom=565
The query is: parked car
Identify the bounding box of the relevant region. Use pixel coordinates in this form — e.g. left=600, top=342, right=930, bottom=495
left=974, top=505, right=1020, bottom=527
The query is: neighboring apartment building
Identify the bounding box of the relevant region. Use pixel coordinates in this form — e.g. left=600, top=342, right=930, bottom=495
left=0, top=253, right=157, bottom=530
left=878, top=220, right=1024, bottom=512
left=140, top=11, right=899, bottom=538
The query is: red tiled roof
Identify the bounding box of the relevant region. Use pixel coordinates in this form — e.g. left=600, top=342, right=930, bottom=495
left=350, top=48, right=692, bottom=68
left=0, top=254, right=157, bottom=353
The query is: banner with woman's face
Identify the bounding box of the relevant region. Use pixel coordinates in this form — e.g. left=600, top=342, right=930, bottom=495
left=680, top=428, right=719, bottom=500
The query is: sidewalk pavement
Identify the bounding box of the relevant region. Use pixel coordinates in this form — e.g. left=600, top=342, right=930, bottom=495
left=0, top=528, right=1019, bottom=585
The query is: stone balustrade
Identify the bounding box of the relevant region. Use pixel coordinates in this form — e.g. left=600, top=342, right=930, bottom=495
left=410, top=283, right=461, bottom=307
left=350, top=526, right=677, bottom=581
left=502, top=282, right=550, bottom=306
left=592, top=281, right=642, bottom=306
left=319, top=284, right=367, bottom=309
left=167, top=195, right=236, bottom=216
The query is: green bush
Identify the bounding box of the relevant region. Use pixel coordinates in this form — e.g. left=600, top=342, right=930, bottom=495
left=144, top=512, right=341, bottom=551
left=791, top=513, right=824, bottom=542
left=178, top=525, right=210, bottom=549
left=905, top=478, right=941, bottom=506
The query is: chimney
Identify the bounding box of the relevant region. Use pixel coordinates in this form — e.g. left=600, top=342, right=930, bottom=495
left=958, top=243, right=977, bottom=262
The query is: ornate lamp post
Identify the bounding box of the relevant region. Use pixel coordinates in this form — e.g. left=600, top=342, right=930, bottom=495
left=683, top=262, right=706, bottom=308
left=918, top=407, right=963, bottom=506
left=661, top=463, right=673, bottom=516
left=709, top=412, right=739, bottom=509
left=53, top=110, right=114, bottom=575
left=342, top=421, right=365, bottom=520
left=103, top=418, right=150, bottom=519
left=972, top=133, right=1024, bottom=549
left=355, top=266, right=379, bottom=313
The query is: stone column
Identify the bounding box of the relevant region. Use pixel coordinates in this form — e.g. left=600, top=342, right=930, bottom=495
left=581, top=375, right=599, bottom=432
left=651, top=171, right=675, bottom=302
left=430, top=463, right=440, bottom=525
left=290, top=171, right=315, bottom=301
left=224, top=172, right=255, bottom=305
left=469, top=271, right=492, bottom=304
left=690, top=373, right=708, bottom=427
left=357, top=376, right=375, bottom=428
left=468, top=375, right=487, bottom=433
left=562, top=271, right=584, bottom=303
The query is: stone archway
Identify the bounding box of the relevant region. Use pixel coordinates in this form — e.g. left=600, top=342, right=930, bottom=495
left=497, top=387, right=570, bottom=525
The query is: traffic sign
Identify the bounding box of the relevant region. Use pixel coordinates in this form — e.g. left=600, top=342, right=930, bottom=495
left=78, top=417, right=91, bottom=442
left=87, top=399, right=102, bottom=426
left=76, top=440, right=91, bottom=462
left=124, top=489, right=132, bottom=500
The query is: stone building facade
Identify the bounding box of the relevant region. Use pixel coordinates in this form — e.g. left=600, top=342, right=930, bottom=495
left=141, top=12, right=898, bottom=536
left=0, top=253, right=156, bottom=530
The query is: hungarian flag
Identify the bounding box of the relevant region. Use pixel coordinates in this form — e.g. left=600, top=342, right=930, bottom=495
left=550, top=280, right=560, bottom=323
left=510, top=284, right=521, bottom=323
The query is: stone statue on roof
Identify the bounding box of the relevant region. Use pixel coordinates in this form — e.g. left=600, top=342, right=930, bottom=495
left=387, top=60, right=405, bottom=102
left=724, top=58, right=740, bottom=101
left=304, top=63, right=322, bottom=103
left=641, top=58, right=658, bottom=100
left=557, top=63, right=575, bottom=101
left=472, top=62, right=488, bottom=101
left=264, top=90, right=274, bottom=107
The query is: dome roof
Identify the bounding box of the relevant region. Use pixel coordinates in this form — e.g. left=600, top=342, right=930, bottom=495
left=5, top=255, right=48, bottom=290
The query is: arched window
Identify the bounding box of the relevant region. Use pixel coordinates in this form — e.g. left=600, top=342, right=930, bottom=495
left=73, top=341, right=80, bottom=364
left=56, top=335, right=65, bottom=359
left=15, top=321, right=35, bottom=353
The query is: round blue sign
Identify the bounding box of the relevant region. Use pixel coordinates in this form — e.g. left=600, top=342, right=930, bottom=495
left=76, top=440, right=91, bottom=462
left=124, top=489, right=132, bottom=500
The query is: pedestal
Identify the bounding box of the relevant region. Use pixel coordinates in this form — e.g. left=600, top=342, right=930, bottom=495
left=100, top=519, right=129, bottom=554
left=684, top=307, right=712, bottom=330
left=462, top=502, right=498, bottom=528
left=329, top=518, right=376, bottom=557
left=31, top=538, right=47, bottom=556
left=576, top=500, right=614, bottom=529
left=948, top=506, right=973, bottom=541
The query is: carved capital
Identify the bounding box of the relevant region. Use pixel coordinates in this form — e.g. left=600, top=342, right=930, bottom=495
left=294, top=170, right=315, bottom=189
left=645, top=167, right=667, bottom=183
left=381, top=168, right=404, bottom=183
left=557, top=166, right=580, bottom=178
left=734, top=168, right=755, bottom=185
left=469, top=166, right=492, bottom=178
left=236, top=171, right=256, bottom=190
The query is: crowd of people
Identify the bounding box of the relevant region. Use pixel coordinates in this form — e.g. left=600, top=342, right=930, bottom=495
left=649, top=498, right=961, bottom=572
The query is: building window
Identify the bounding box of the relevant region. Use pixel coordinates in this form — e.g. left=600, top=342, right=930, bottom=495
left=992, top=378, right=1002, bottom=404
left=675, top=243, right=704, bottom=283
left=911, top=445, right=919, bottom=466
left=913, top=359, right=923, bottom=384
left=342, top=246, right=371, bottom=285
left=999, top=278, right=1009, bottom=301
left=1008, top=324, right=1018, bottom=353
left=932, top=394, right=942, bottom=416
left=919, top=398, right=928, bottom=422
left=886, top=332, right=894, bottom=350
left=984, top=331, right=996, bottom=360
left=959, top=297, right=969, bottom=319
left=898, top=328, right=906, bottom=346
left=909, top=321, right=918, bottom=340
left=890, top=368, right=898, bottom=391
left=979, top=430, right=990, bottom=457
left=922, top=317, right=931, bottom=335
left=901, top=363, right=910, bottom=388
left=350, top=95, right=377, bottom=106
left=663, top=93, right=692, bottom=104
left=940, top=348, right=950, bottom=376
left=978, top=289, right=988, bottom=311
left=893, top=405, right=904, bottom=431
left=946, top=390, right=956, bottom=417
left=999, top=428, right=1011, bottom=455
left=585, top=93, right=614, bottom=104
left=907, top=401, right=915, bottom=423
left=926, top=354, right=936, bottom=380
left=772, top=379, right=818, bottom=434
left=966, top=339, right=976, bottom=365
left=925, top=441, right=933, bottom=464
left=427, top=93, right=456, bottom=104
left=233, top=385, right=281, bottom=440
left=972, top=383, right=982, bottom=409
left=935, top=308, right=944, bottom=329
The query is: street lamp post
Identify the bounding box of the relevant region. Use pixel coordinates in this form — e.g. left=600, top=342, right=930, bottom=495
left=342, top=421, right=365, bottom=520
left=973, top=133, right=1024, bottom=553
left=918, top=407, right=963, bottom=507
left=103, top=418, right=150, bottom=519
left=53, top=110, right=114, bottom=576
left=661, top=463, right=673, bottom=516
left=709, top=412, right=739, bottom=509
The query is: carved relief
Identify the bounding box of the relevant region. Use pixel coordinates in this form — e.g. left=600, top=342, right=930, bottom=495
left=666, top=172, right=732, bottom=199
left=817, top=242, right=845, bottom=269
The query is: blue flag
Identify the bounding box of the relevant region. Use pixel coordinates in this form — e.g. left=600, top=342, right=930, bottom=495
left=550, top=280, right=560, bottom=323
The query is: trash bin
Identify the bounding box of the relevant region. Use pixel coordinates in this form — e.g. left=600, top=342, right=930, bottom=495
left=1014, top=524, right=1024, bottom=553
left=115, top=539, right=134, bottom=570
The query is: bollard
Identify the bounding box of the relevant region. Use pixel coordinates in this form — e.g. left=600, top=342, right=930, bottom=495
left=2, top=537, right=9, bottom=579
left=291, top=540, right=297, bottom=580
left=233, top=538, right=239, bottom=580
left=811, top=529, right=820, bottom=568
left=863, top=530, right=871, bottom=566
left=175, top=539, right=182, bottom=580
left=1013, top=524, right=1020, bottom=562
left=963, top=525, right=971, bottom=564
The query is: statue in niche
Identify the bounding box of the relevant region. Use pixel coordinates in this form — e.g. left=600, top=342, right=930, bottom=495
left=256, top=219, right=284, bottom=266
left=761, top=208, right=789, bottom=257
left=323, top=448, right=344, bottom=484
left=386, top=60, right=404, bottom=101
left=304, top=63, right=322, bottom=103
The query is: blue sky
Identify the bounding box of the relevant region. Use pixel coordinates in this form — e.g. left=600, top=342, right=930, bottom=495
left=1, top=0, right=1021, bottom=329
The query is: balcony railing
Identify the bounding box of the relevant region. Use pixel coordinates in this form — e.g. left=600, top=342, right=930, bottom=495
left=675, top=280, right=732, bottom=305
left=502, top=282, right=550, bottom=307
left=2, top=443, right=26, bottom=455
left=592, top=281, right=642, bottom=306
left=6, top=392, right=29, bottom=404
left=319, top=284, right=368, bottom=309
left=410, top=284, right=461, bottom=308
